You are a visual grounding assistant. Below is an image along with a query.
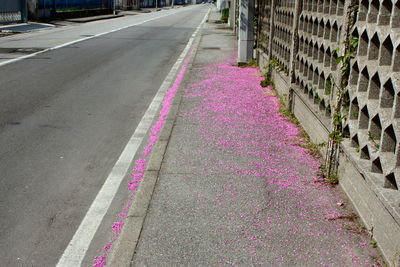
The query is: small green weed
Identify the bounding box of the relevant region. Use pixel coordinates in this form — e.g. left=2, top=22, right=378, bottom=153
left=326, top=173, right=339, bottom=185
left=344, top=224, right=367, bottom=234
left=368, top=131, right=380, bottom=151
left=370, top=255, right=388, bottom=267
left=260, top=72, right=273, bottom=88
left=221, top=8, right=229, bottom=22
left=238, top=58, right=258, bottom=68
left=328, top=213, right=358, bottom=221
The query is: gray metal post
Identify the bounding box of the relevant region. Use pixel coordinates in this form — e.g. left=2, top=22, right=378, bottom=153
left=21, top=0, right=28, bottom=22
left=228, top=0, right=235, bottom=28
left=237, top=0, right=254, bottom=63
left=133, top=0, right=139, bottom=10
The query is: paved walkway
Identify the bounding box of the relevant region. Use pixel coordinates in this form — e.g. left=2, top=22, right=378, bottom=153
left=118, top=9, right=384, bottom=267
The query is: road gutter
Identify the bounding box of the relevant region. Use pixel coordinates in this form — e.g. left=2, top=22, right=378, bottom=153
left=106, top=10, right=209, bottom=267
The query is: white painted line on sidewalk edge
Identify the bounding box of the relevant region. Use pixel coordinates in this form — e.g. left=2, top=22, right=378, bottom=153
left=56, top=7, right=210, bottom=267
left=0, top=5, right=198, bottom=68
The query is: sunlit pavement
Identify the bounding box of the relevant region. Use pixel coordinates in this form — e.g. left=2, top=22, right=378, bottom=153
left=129, top=9, right=384, bottom=266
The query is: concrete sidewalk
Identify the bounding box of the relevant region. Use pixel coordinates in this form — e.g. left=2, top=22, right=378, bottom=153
left=106, top=7, right=385, bottom=267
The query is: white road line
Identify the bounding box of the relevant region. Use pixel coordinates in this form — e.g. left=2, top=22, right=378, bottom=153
left=56, top=7, right=210, bottom=267
left=0, top=6, right=198, bottom=68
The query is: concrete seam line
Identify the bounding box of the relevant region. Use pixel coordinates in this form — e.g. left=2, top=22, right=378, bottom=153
left=146, top=141, right=169, bottom=171
left=291, top=88, right=330, bottom=132
left=55, top=7, right=210, bottom=267
left=107, top=9, right=210, bottom=267
left=0, top=5, right=199, bottom=69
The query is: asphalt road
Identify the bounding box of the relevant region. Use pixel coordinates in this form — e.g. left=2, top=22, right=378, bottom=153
left=0, top=5, right=209, bottom=266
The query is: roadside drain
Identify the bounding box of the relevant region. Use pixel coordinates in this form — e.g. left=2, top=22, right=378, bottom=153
left=202, top=47, right=221, bottom=50
left=0, top=47, right=45, bottom=54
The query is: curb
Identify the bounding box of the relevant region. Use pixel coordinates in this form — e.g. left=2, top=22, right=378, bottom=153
left=106, top=11, right=208, bottom=267
left=65, top=14, right=124, bottom=23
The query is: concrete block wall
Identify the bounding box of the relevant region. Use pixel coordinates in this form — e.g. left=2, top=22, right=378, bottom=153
left=256, top=0, right=271, bottom=56
left=255, top=0, right=400, bottom=265
left=342, top=1, right=400, bottom=262
left=270, top=0, right=295, bottom=75
left=0, top=12, right=22, bottom=24
left=346, top=0, right=400, bottom=207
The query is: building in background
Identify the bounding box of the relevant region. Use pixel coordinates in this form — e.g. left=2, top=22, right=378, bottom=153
left=27, top=0, right=114, bottom=20
left=0, top=0, right=28, bottom=24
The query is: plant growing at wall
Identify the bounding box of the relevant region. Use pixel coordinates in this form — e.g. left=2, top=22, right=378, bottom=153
left=325, top=1, right=359, bottom=182
left=368, top=131, right=380, bottom=152
left=259, top=59, right=277, bottom=87
left=266, top=58, right=279, bottom=69
left=265, top=58, right=285, bottom=72
left=221, top=8, right=229, bottom=23
left=260, top=60, right=326, bottom=159
left=325, top=74, right=333, bottom=95
left=254, top=14, right=258, bottom=30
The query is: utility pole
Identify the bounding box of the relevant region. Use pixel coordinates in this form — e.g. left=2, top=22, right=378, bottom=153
left=113, top=0, right=116, bottom=15
left=21, top=0, right=28, bottom=23
left=52, top=0, right=56, bottom=16
left=237, top=0, right=254, bottom=63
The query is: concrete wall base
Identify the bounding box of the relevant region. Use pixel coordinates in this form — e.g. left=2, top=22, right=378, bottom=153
left=257, top=49, right=400, bottom=266
left=339, top=145, right=400, bottom=266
